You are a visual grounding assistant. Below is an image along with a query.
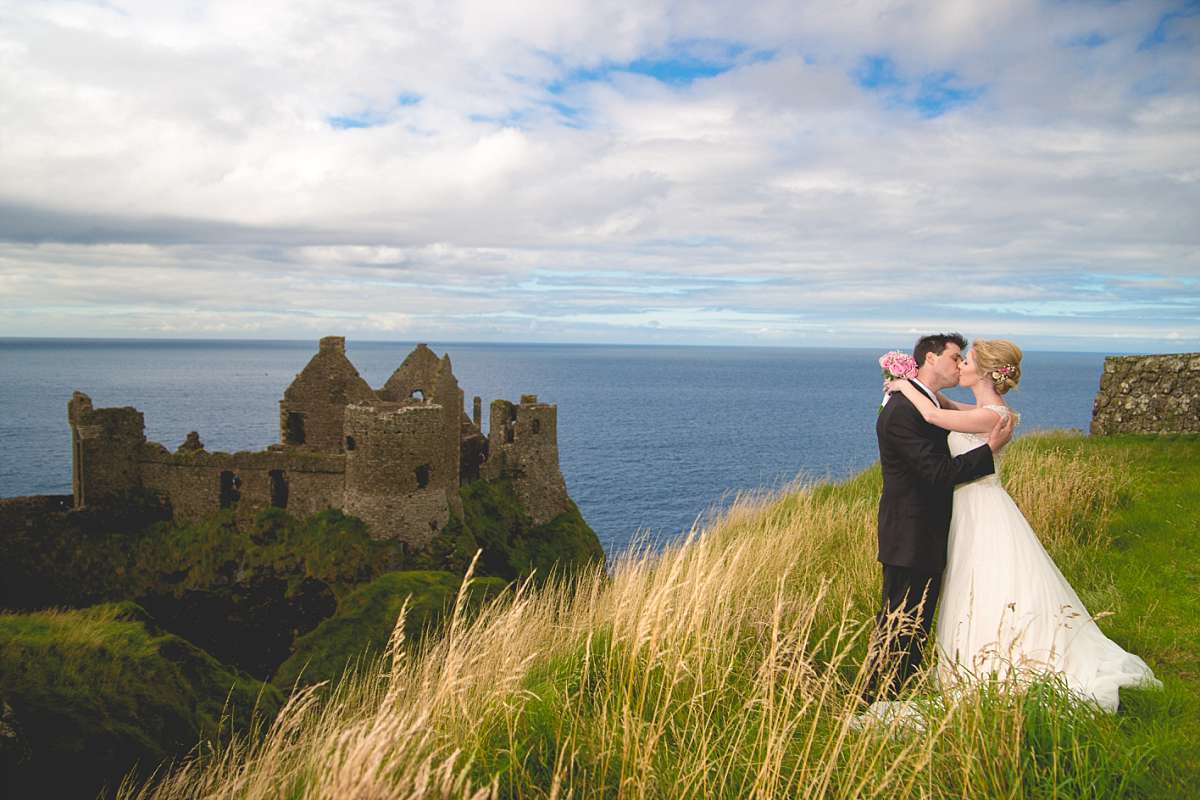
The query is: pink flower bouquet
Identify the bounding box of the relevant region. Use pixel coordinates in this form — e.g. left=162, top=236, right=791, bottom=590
left=879, top=350, right=918, bottom=381
left=878, top=350, right=917, bottom=411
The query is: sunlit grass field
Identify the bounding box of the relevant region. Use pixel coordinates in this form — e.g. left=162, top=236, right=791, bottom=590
left=123, top=432, right=1200, bottom=799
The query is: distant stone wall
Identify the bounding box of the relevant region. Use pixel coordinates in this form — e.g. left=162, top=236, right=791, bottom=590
left=483, top=396, right=570, bottom=525
left=278, top=336, right=376, bottom=452
left=1091, top=353, right=1200, bottom=435
left=69, top=393, right=146, bottom=507
left=56, top=338, right=576, bottom=549
left=139, top=445, right=345, bottom=525
left=343, top=402, right=454, bottom=545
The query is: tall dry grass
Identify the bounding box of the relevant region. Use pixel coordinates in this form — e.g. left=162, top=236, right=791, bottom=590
left=123, top=433, right=1147, bottom=800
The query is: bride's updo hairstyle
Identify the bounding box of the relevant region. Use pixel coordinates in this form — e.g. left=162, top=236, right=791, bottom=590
left=972, top=339, right=1023, bottom=394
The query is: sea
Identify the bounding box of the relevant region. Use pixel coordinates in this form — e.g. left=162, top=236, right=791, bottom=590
left=0, top=339, right=1107, bottom=556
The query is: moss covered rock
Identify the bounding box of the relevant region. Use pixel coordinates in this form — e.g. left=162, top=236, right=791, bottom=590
left=0, top=602, right=280, bottom=798
left=274, top=570, right=508, bottom=689
left=458, top=479, right=605, bottom=581
left=1, top=481, right=602, bottom=681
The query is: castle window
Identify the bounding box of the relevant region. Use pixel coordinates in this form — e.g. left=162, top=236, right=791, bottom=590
left=285, top=412, right=306, bottom=445
left=345, top=436, right=356, bottom=451
left=531, top=419, right=541, bottom=434
left=219, top=471, right=241, bottom=508
left=411, top=389, right=425, bottom=401
left=269, top=470, right=288, bottom=508
left=415, top=464, right=430, bottom=489
left=505, top=406, right=517, bottom=443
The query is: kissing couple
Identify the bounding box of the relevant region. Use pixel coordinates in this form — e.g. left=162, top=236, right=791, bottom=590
left=869, top=332, right=1159, bottom=715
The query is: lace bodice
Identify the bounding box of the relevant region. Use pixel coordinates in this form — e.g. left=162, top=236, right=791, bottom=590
left=948, top=404, right=1017, bottom=463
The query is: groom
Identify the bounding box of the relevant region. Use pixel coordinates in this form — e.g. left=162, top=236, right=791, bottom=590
left=871, top=332, right=1013, bottom=697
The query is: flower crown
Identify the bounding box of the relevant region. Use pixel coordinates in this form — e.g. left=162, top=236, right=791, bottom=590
left=990, top=364, right=1016, bottom=381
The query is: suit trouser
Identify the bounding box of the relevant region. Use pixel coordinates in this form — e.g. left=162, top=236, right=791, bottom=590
left=871, top=564, right=943, bottom=698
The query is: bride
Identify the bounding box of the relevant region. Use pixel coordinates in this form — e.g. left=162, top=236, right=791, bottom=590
left=886, top=339, right=1159, bottom=711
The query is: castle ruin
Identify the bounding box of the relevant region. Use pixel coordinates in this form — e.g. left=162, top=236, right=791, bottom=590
left=68, top=337, right=572, bottom=546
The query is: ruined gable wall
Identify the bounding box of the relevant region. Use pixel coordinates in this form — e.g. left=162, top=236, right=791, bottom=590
left=1091, top=353, right=1200, bottom=434
left=139, top=445, right=345, bottom=525
left=378, top=343, right=440, bottom=402
left=279, top=336, right=377, bottom=452
left=483, top=395, right=570, bottom=525
left=380, top=346, right=465, bottom=512
left=343, top=403, right=453, bottom=545
left=432, top=357, right=464, bottom=516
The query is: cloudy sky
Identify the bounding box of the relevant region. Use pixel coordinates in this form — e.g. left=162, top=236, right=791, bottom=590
left=1, top=0, right=1197, bottom=351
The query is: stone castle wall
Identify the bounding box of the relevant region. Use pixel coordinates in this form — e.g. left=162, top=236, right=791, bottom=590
left=278, top=336, right=376, bottom=452
left=61, top=338, right=572, bottom=546
left=69, top=394, right=146, bottom=508
left=342, top=402, right=455, bottom=547
left=140, top=446, right=345, bottom=526
left=1091, top=353, right=1200, bottom=435
left=484, top=395, right=570, bottom=525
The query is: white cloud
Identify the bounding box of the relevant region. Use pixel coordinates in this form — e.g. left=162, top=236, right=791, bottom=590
left=0, top=0, right=1196, bottom=350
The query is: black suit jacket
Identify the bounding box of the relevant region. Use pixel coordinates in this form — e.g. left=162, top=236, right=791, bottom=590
left=875, top=389, right=995, bottom=572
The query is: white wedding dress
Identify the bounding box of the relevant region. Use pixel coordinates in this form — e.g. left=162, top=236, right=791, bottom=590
left=935, top=404, right=1160, bottom=711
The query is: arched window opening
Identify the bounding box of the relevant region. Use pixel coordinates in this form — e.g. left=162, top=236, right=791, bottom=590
left=219, top=471, right=241, bottom=508
left=415, top=464, right=430, bottom=489
left=285, top=412, right=306, bottom=445
left=269, top=470, right=288, bottom=508
left=504, top=406, right=517, bottom=444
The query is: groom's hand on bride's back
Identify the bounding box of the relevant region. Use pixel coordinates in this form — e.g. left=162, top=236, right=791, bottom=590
left=986, top=414, right=1015, bottom=453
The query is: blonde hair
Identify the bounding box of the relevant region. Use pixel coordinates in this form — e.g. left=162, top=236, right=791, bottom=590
left=972, top=339, right=1022, bottom=394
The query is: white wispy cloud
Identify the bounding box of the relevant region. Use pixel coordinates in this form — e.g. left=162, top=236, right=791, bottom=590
left=0, top=0, right=1197, bottom=351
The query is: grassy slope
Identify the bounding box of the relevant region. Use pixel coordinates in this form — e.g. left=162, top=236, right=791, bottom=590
left=123, top=433, right=1200, bottom=800
left=274, top=570, right=509, bottom=690
left=458, top=478, right=606, bottom=582
left=1014, top=434, right=1200, bottom=797
left=0, top=602, right=281, bottom=798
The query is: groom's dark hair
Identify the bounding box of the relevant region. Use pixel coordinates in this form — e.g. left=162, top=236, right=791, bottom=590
left=913, top=332, right=967, bottom=367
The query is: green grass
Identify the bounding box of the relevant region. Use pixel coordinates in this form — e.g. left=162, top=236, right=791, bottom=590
left=273, top=570, right=509, bottom=690
left=0, top=602, right=281, bottom=799
left=457, top=478, right=607, bottom=582
left=1005, top=433, right=1200, bottom=797
left=2, top=480, right=604, bottom=679
left=118, top=433, right=1200, bottom=800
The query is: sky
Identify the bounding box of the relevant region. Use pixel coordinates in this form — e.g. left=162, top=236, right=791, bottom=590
left=0, top=0, right=1197, bottom=352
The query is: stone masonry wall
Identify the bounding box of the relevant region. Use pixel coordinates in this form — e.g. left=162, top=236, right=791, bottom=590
left=1091, top=353, right=1200, bottom=435
left=69, top=392, right=146, bottom=508
left=484, top=395, right=570, bottom=525
left=278, top=336, right=376, bottom=452
left=139, top=443, right=344, bottom=525
left=343, top=403, right=453, bottom=545
left=58, top=338, right=578, bottom=549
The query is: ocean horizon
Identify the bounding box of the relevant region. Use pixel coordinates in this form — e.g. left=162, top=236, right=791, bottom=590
left=0, top=337, right=1110, bottom=555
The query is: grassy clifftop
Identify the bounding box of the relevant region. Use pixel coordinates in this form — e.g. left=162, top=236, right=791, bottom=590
left=0, top=602, right=280, bottom=798
left=121, top=432, right=1200, bottom=800
left=274, top=570, right=508, bottom=690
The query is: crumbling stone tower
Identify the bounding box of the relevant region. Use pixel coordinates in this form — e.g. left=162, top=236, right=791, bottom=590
left=343, top=402, right=459, bottom=547
left=279, top=336, right=376, bottom=451
left=68, top=391, right=146, bottom=507
left=483, top=395, right=570, bottom=525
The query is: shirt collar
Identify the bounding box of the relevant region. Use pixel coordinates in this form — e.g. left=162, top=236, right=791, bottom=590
left=909, top=378, right=941, bottom=409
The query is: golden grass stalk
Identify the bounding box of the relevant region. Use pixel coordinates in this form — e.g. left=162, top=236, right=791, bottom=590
left=123, top=434, right=1131, bottom=799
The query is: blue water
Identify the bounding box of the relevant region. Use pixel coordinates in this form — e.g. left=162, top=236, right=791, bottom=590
left=0, top=339, right=1106, bottom=555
